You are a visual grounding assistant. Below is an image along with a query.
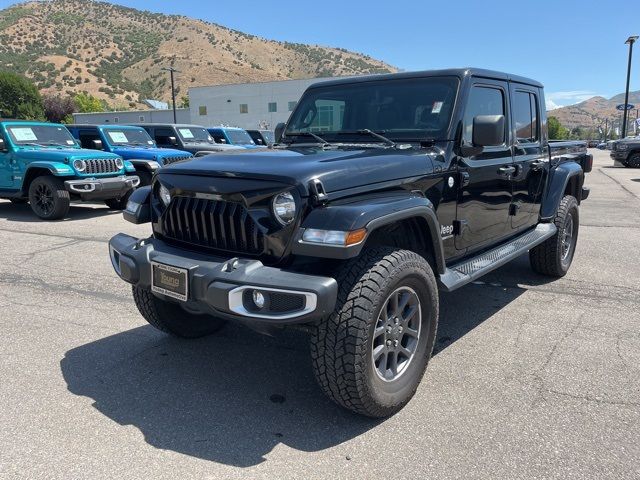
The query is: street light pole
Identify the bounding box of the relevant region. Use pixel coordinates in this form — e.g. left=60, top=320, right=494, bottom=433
left=622, top=35, right=638, bottom=138
left=161, top=67, right=180, bottom=123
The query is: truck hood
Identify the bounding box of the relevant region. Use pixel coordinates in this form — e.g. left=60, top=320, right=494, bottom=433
left=111, top=146, right=189, bottom=160
left=16, top=148, right=120, bottom=161
left=161, top=146, right=436, bottom=195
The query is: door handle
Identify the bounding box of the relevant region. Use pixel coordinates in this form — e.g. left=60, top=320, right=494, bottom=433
left=530, top=160, right=545, bottom=171
left=498, top=166, right=516, bottom=177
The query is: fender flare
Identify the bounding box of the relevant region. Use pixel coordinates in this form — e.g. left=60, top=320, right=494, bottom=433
left=128, top=159, right=160, bottom=172
left=291, top=193, right=446, bottom=274
left=539, top=161, right=584, bottom=221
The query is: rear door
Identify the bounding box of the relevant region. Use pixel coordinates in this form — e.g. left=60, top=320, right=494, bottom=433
left=455, top=80, right=514, bottom=252
left=509, top=86, right=547, bottom=230
left=0, top=130, right=14, bottom=188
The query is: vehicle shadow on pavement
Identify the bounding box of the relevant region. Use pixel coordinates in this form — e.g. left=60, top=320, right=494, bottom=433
left=0, top=201, right=119, bottom=222
left=60, top=255, right=553, bottom=467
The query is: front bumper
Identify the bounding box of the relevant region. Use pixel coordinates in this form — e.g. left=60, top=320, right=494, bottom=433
left=610, top=151, right=629, bottom=162
left=108, top=233, right=338, bottom=325
left=64, top=175, right=140, bottom=201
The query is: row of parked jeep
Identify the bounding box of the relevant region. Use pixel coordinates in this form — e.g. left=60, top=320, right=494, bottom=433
left=0, top=120, right=274, bottom=220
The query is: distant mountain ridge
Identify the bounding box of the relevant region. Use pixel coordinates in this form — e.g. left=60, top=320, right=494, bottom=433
left=550, top=90, right=640, bottom=131
left=0, top=0, right=397, bottom=108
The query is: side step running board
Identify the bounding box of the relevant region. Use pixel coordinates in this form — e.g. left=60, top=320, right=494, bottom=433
left=439, top=223, right=557, bottom=292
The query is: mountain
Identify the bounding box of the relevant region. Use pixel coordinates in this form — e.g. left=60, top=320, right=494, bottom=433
left=549, top=90, right=640, bottom=132
left=0, top=0, right=396, bottom=108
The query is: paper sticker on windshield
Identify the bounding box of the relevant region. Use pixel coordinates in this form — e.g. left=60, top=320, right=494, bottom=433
left=147, top=140, right=154, bottom=145
left=107, top=131, right=129, bottom=143
left=432, top=101, right=444, bottom=114
left=11, top=127, right=38, bottom=141
left=178, top=128, right=194, bottom=139
left=66, top=140, right=75, bottom=145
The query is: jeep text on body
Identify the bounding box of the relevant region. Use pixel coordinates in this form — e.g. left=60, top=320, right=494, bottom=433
left=109, top=69, right=591, bottom=417
left=0, top=120, right=139, bottom=220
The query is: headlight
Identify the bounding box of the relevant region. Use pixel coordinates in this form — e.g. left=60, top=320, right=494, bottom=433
left=158, top=184, right=171, bottom=206
left=115, top=157, right=124, bottom=169
left=73, top=159, right=86, bottom=172
left=272, top=192, right=296, bottom=225
left=617, top=144, right=628, bottom=151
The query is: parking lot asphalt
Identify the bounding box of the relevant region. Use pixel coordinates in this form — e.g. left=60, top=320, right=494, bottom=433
left=0, top=149, right=638, bottom=479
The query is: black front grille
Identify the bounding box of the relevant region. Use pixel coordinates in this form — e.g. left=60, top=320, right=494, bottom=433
left=162, top=155, right=192, bottom=166
left=84, top=158, right=119, bottom=174
left=162, top=196, right=264, bottom=255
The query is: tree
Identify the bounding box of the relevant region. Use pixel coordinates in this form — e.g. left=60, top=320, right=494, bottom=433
left=547, top=116, right=569, bottom=140
left=74, top=92, right=106, bottom=113
left=0, top=71, right=45, bottom=120
left=43, top=95, right=77, bottom=123
left=179, top=95, right=189, bottom=108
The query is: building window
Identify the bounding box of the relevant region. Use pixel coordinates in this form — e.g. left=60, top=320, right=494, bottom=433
left=198, top=105, right=207, bottom=116
left=239, top=104, right=249, bottom=114
left=288, top=101, right=297, bottom=112
left=139, top=116, right=145, bottom=122
left=113, top=117, right=119, bottom=124
left=268, top=102, right=277, bottom=113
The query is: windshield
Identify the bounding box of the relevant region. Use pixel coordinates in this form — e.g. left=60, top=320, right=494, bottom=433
left=6, top=124, right=77, bottom=147
left=103, top=127, right=155, bottom=147
left=176, top=127, right=213, bottom=144
left=285, top=77, right=459, bottom=143
left=226, top=129, right=255, bottom=145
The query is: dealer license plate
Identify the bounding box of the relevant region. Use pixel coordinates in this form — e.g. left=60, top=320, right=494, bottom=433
left=151, top=262, right=188, bottom=302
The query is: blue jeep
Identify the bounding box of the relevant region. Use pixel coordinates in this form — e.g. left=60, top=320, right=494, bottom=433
left=67, top=124, right=193, bottom=185
left=0, top=120, right=139, bottom=220
left=207, top=127, right=261, bottom=149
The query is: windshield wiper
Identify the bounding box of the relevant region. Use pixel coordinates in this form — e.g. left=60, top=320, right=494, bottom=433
left=356, top=129, right=396, bottom=147
left=286, top=131, right=330, bottom=147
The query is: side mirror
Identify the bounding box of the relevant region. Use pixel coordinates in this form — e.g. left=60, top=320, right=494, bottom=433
left=472, top=115, right=505, bottom=147
left=92, top=139, right=103, bottom=150
left=168, top=136, right=178, bottom=146
left=274, top=123, right=286, bottom=143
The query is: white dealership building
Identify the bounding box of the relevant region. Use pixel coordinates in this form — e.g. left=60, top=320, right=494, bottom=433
left=188, top=76, right=348, bottom=130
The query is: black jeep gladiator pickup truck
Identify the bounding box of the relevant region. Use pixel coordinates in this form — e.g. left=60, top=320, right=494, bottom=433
left=109, top=69, right=592, bottom=417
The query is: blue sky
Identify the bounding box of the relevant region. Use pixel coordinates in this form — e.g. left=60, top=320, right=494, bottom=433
left=1, top=0, right=638, bottom=109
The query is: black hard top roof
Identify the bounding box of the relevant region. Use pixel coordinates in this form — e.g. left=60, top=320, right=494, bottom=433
left=308, top=68, right=543, bottom=89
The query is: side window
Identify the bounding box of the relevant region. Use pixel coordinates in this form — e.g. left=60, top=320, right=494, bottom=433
left=463, top=86, right=505, bottom=144
left=155, top=128, right=175, bottom=146
left=210, top=131, right=226, bottom=143
left=514, top=91, right=539, bottom=143
left=78, top=129, right=101, bottom=149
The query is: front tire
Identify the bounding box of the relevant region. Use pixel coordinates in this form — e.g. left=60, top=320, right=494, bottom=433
left=132, top=286, right=226, bottom=338
left=529, top=195, right=579, bottom=277
left=105, top=190, right=132, bottom=210
left=28, top=176, right=70, bottom=220
left=624, top=153, right=640, bottom=168
left=310, top=247, right=439, bottom=417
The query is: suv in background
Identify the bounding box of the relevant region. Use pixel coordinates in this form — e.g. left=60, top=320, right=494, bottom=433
left=134, top=124, right=243, bottom=156
left=67, top=124, right=193, bottom=185
left=246, top=129, right=275, bottom=147
left=208, top=126, right=261, bottom=149
left=610, top=137, right=640, bottom=167
left=0, top=120, right=138, bottom=219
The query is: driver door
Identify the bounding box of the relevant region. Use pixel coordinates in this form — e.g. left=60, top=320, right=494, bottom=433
left=455, top=81, right=514, bottom=253
left=0, top=132, right=14, bottom=188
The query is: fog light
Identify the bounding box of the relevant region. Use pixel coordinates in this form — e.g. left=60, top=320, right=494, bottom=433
left=252, top=290, right=266, bottom=309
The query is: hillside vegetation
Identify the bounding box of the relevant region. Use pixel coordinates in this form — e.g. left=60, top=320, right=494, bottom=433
left=551, top=91, right=640, bottom=132
left=0, top=0, right=396, bottom=108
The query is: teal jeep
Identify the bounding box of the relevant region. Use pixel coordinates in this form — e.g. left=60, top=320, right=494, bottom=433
left=0, top=120, right=139, bottom=220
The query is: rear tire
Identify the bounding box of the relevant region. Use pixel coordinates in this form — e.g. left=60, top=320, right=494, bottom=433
left=28, top=176, right=70, bottom=220
left=310, top=247, right=439, bottom=417
left=529, top=195, right=579, bottom=277
left=132, top=286, right=226, bottom=338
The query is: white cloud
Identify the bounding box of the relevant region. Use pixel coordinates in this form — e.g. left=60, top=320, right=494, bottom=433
left=545, top=90, right=600, bottom=109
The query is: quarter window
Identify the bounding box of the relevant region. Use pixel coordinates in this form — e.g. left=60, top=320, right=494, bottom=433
left=513, top=91, right=539, bottom=143
left=463, top=86, right=505, bottom=144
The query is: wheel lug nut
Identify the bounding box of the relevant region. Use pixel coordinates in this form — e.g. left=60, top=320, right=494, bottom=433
left=398, top=327, right=403, bottom=332
left=386, top=340, right=392, bottom=347
left=394, top=340, right=399, bottom=347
